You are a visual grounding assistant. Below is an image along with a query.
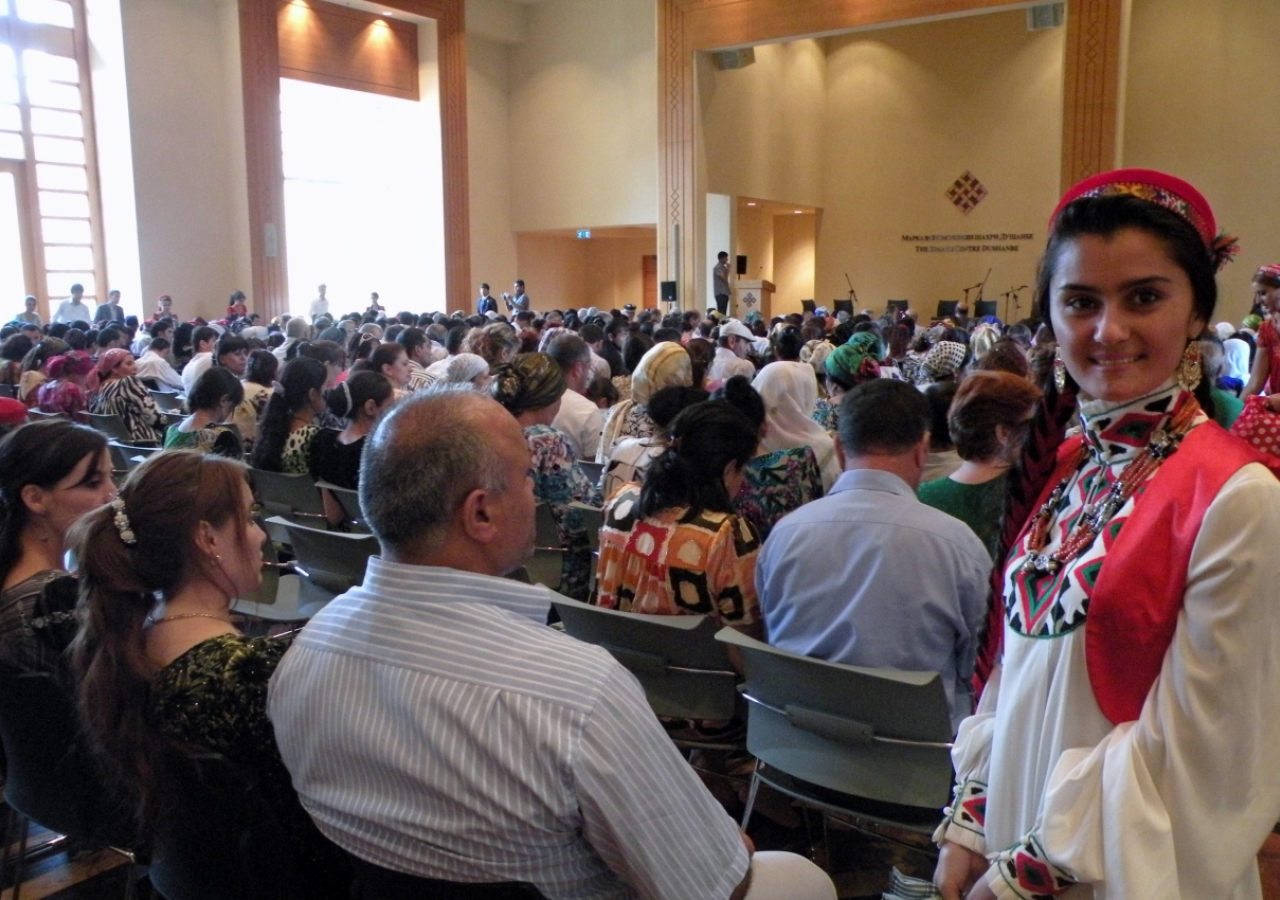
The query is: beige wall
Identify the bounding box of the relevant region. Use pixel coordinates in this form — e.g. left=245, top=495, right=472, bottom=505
left=1123, top=0, right=1280, bottom=326
left=467, top=34, right=519, bottom=293
left=508, top=0, right=658, bottom=232
left=119, top=0, right=251, bottom=322
left=772, top=212, right=817, bottom=314
left=735, top=205, right=774, bottom=285
left=516, top=232, right=656, bottom=312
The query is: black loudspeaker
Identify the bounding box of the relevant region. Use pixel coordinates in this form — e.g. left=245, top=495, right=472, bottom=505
left=886, top=300, right=909, bottom=314
left=660, top=281, right=677, bottom=303
left=936, top=300, right=959, bottom=318
left=975, top=300, right=999, bottom=318
left=801, top=300, right=816, bottom=313
left=735, top=255, right=748, bottom=276
left=834, top=299, right=854, bottom=316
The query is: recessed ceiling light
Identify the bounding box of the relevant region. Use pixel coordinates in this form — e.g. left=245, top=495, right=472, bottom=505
left=746, top=202, right=757, bottom=207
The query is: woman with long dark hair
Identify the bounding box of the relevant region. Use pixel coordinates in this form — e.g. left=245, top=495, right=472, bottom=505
left=309, top=371, right=394, bottom=490
left=0, top=420, right=112, bottom=678
left=934, top=170, right=1280, bottom=900
left=164, top=367, right=244, bottom=457
left=235, top=349, right=278, bottom=449
left=250, top=357, right=327, bottom=474
left=595, top=400, right=762, bottom=636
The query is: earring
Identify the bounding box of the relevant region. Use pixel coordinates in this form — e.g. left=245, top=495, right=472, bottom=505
left=1177, top=342, right=1202, bottom=392
left=1053, top=348, right=1067, bottom=392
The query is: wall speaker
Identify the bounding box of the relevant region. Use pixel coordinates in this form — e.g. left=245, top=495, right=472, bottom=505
left=735, top=255, right=747, bottom=276
left=660, top=281, right=677, bottom=303
left=711, top=48, right=756, bottom=70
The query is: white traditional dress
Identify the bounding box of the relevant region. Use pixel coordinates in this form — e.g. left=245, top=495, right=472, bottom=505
left=938, top=380, right=1280, bottom=899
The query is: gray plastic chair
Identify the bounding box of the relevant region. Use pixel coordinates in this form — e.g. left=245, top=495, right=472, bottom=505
left=525, top=503, right=563, bottom=590
left=250, top=469, right=327, bottom=544
left=84, top=411, right=132, bottom=443
left=107, top=440, right=159, bottom=474
left=316, top=480, right=369, bottom=532
left=577, top=460, right=604, bottom=485
left=148, top=389, right=183, bottom=412
left=552, top=597, right=738, bottom=725
left=264, top=516, right=378, bottom=610
left=715, top=628, right=954, bottom=836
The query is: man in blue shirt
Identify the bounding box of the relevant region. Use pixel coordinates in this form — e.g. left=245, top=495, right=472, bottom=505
left=756, top=379, right=990, bottom=732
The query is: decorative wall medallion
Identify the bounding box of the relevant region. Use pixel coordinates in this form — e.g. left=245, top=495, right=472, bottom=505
left=947, top=171, right=988, bottom=214
left=742, top=292, right=758, bottom=308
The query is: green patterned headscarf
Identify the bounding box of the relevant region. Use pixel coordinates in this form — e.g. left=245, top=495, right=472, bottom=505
left=824, top=332, right=882, bottom=387
left=489, top=352, right=566, bottom=415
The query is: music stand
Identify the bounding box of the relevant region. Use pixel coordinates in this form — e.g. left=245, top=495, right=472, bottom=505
left=935, top=300, right=959, bottom=318
left=801, top=299, right=816, bottom=314
left=975, top=300, right=998, bottom=318
left=886, top=300, right=908, bottom=315
left=834, top=299, right=854, bottom=317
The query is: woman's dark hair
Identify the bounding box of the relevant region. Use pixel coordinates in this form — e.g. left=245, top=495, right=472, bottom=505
left=63, top=328, right=86, bottom=351
left=21, top=338, right=69, bottom=372
left=0, top=420, right=107, bottom=579
left=770, top=325, right=804, bottom=362
left=214, top=333, right=247, bottom=364
left=317, top=326, right=346, bottom=344
left=148, top=337, right=171, bottom=353
left=622, top=332, right=654, bottom=375
left=326, top=371, right=392, bottom=420
left=972, top=339, right=1030, bottom=378
left=923, top=381, right=959, bottom=452
left=346, top=330, right=377, bottom=365
left=949, top=371, right=1043, bottom=462
left=244, top=349, right=278, bottom=387
left=171, top=322, right=194, bottom=356
left=638, top=401, right=757, bottom=519
left=684, top=337, right=714, bottom=389
left=250, top=357, right=326, bottom=471
left=2, top=334, right=33, bottom=363
left=297, top=339, right=344, bottom=369
left=584, top=374, right=618, bottom=407
left=712, top=374, right=766, bottom=431
left=191, top=325, right=218, bottom=352
left=149, top=317, right=174, bottom=339
left=69, top=451, right=251, bottom=829
left=189, top=366, right=244, bottom=412
left=397, top=327, right=427, bottom=356
left=1036, top=193, right=1218, bottom=414
left=647, top=385, right=709, bottom=431
left=368, top=342, right=406, bottom=375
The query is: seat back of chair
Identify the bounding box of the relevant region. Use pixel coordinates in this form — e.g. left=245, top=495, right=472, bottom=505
left=266, top=517, right=377, bottom=606
left=148, top=753, right=302, bottom=900
left=0, top=671, right=133, bottom=846
left=27, top=409, right=65, bottom=421
left=85, top=411, right=132, bottom=442
left=553, top=598, right=737, bottom=720
left=317, top=481, right=367, bottom=532
left=715, top=629, right=954, bottom=811
left=251, top=469, right=326, bottom=521
left=577, top=460, right=603, bottom=485
left=148, top=390, right=182, bottom=411
left=107, top=441, right=159, bottom=473
left=534, top=502, right=559, bottom=549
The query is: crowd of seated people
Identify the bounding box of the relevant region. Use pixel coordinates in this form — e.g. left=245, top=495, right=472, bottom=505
left=6, top=180, right=1280, bottom=898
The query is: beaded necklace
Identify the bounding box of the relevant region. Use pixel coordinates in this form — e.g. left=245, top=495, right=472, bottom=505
left=1021, top=395, right=1201, bottom=577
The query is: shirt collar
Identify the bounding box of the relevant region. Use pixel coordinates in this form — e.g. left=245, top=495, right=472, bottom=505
left=829, top=468, right=914, bottom=497
left=361, top=556, right=553, bottom=626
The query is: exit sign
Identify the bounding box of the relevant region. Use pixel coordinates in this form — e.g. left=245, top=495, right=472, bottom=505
left=577, top=230, right=591, bottom=239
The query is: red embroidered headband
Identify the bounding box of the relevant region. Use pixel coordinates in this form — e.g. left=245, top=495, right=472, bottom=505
left=1050, top=168, right=1239, bottom=271
left=1254, top=264, right=1280, bottom=284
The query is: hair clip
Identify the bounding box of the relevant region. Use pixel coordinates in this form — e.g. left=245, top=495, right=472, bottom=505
left=111, top=497, right=136, bottom=546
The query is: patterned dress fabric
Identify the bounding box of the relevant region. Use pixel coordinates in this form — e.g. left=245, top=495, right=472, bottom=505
left=595, top=483, right=760, bottom=628
left=91, top=375, right=164, bottom=443
left=1259, top=318, right=1280, bottom=394
left=163, top=423, right=243, bottom=458
left=0, top=570, right=78, bottom=681
left=525, top=423, right=599, bottom=600
left=150, top=633, right=349, bottom=897
left=811, top=396, right=838, bottom=433
left=734, top=447, right=824, bottom=542
left=281, top=424, right=320, bottom=475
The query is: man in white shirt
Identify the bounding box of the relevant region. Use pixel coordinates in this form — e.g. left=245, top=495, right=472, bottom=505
left=309, top=284, right=329, bottom=321
left=52, top=283, right=91, bottom=325
left=14, top=295, right=41, bottom=327
left=709, top=319, right=757, bottom=383
left=268, top=389, right=834, bottom=900
left=548, top=332, right=604, bottom=460
left=134, top=337, right=184, bottom=393
left=181, top=325, right=219, bottom=395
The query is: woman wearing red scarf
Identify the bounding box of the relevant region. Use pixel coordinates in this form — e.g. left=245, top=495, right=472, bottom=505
left=933, top=170, right=1280, bottom=900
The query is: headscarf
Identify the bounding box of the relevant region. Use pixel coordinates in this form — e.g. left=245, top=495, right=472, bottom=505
left=489, top=352, right=565, bottom=417
left=599, top=342, right=692, bottom=459
left=1244, top=314, right=1263, bottom=331
left=0, top=397, right=26, bottom=429
left=824, top=332, right=881, bottom=387
left=47, top=351, right=94, bottom=381
left=969, top=322, right=1002, bottom=360
left=443, top=353, right=489, bottom=385
left=96, top=348, right=132, bottom=377
left=1051, top=168, right=1238, bottom=271
left=753, top=361, right=841, bottom=490
left=1253, top=264, right=1280, bottom=286
left=919, top=341, right=966, bottom=383
left=800, top=339, right=834, bottom=378
left=1223, top=337, right=1251, bottom=382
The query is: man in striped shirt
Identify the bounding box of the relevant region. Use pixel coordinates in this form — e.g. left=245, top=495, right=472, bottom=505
left=269, top=387, right=833, bottom=900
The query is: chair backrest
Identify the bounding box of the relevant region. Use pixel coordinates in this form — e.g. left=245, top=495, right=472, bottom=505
left=149, top=390, right=182, bottom=411
left=27, top=409, right=66, bottom=421
left=577, top=460, right=603, bottom=485
left=552, top=597, right=737, bottom=720
left=0, top=383, right=16, bottom=399
left=148, top=753, right=302, bottom=900
left=534, top=502, right=559, bottom=549
left=316, top=481, right=368, bottom=532
left=265, top=516, right=378, bottom=607
left=107, top=440, right=159, bottom=473
left=567, top=501, right=603, bottom=552
left=251, top=469, right=326, bottom=522
left=85, top=411, right=133, bottom=442
left=0, top=671, right=133, bottom=846
left=715, top=628, right=954, bottom=810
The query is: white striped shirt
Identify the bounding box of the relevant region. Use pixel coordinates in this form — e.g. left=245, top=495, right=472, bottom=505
left=268, top=558, right=748, bottom=900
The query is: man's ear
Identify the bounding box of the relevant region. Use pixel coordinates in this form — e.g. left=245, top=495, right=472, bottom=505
left=457, top=487, right=500, bottom=545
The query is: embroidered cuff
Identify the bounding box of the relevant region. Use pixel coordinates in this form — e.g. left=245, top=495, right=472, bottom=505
left=989, top=833, right=1075, bottom=900
left=934, top=779, right=988, bottom=854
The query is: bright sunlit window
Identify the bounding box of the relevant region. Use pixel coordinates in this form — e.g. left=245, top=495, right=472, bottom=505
left=280, top=78, right=444, bottom=318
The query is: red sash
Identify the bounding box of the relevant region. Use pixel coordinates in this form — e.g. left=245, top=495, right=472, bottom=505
left=1013, top=422, right=1269, bottom=724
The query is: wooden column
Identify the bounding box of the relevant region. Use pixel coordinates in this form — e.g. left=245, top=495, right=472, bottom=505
left=658, top=0, right=696, bottom=308
left=430, top=0, right=471, bottom=313
left=239, top=0, right=289, bottom=321
left=1060, top=0, right=1125, bottom=191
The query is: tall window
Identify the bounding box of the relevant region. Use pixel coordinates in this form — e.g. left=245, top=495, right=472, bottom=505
left=0, top=0, right=105, bottom=317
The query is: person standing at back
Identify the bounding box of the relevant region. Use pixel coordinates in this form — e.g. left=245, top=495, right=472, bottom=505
left=713, top=251, right=732, bottom=315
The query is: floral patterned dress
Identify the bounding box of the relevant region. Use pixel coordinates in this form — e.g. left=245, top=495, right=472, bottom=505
left=525, top=423, right=601, bottom=600
left=734, top=446, right=825, bottom=541
left=281, top=424, right=320, bottom=475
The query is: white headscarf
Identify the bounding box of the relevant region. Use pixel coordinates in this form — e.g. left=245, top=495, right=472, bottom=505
left=443, top=353, right=489, bottom=385
left=752, top=361, right=841, bottom=490
left=1223, top=337, right=1251, bottom=382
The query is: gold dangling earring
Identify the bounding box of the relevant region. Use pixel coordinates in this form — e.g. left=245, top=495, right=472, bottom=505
left=1053, top=347, right=1067, bottom=392
left=1177, top=342, right=1202, bottom=392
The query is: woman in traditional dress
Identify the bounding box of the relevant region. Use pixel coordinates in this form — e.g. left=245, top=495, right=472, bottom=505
left=1241, top=263, right=1280, bottom=399
left=933, top=169, right=1280, bottom=900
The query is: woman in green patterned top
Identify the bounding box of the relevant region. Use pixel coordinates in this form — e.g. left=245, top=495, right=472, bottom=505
left=163, top=366, right=244, bottom=458
left=917, top=370, right=1042, bottom=559
left=70, top=450, right=349, bottom=896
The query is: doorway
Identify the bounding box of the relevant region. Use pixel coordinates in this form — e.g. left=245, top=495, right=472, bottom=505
left=0, top=159, right=37, bottom=307
left=642, top=254, right=657, bottom=309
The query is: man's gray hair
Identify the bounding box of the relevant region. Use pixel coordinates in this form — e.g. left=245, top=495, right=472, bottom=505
left=546, top=332, right=592, bottom=372
left=359, top=386, right=510, bottom=552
